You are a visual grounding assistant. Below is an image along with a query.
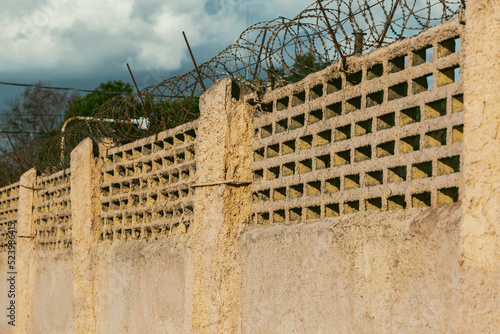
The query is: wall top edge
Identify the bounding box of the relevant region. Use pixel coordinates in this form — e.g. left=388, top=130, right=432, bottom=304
left=39, top=168, right=71, bottom=184
left=259, top=18, right=462, bottom=103
left=100, top=118, right=199, bottom=158
left=0, top=181, right=20, bottom=194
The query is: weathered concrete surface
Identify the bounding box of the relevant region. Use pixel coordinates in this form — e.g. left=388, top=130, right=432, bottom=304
left=461, top=1, right=500, bottom=332
left=15, top=169, right=36, bottom=334
left=32, top=250, right=73, bottom=334
left=71, top=138, right=101, bottom=334
left=241, top=204, right=461, bottom=334
left=96, top=238, right=188, bottom=333
left=191, top=78, right=253, bottom=333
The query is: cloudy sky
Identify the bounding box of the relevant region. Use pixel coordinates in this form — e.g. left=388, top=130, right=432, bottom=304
left=0, top=0, right=309, bottom=111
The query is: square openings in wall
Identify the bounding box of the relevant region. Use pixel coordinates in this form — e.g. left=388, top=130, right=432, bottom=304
left=297, top=135, right=313, bottom=151
left=400, top=107, right=421, bottom=126
left=282, top=140, right=295, bottom=154
left=412, top=46, right=433, bottom=66
left=377, top=141, right=395, bottom=158
left=325, top=178, right=340, bottom=193
left=346, top=71, right=362, bottom=87
left=326, top=77, right=342, bottom=94
left=366, top=91, right=384, bottom=107
left=367, top=64, right=383, bottom=80
left=289, top=207, right=302, bottom=221
left=366, top=197, right=382, bottom=210
left=346, top=96, right=362, bottom=114
left=267, top=144, right=279, bottom=158
left=354, top=146, right=371, bottom=162
left=425, top=99, right=447, bottom=119
left=276, top=119, right=288, bottom=133
left=344, top=174, right=360, bottom=190
left=438, top=37, right=460, bottom=58
left=325, top=203, right=340, bottom=217
left=257, top=212, right=269, bottom=224
left=412, top=192, right=431, bottom=208
left=388, top=83, right=408, bottom=101
left=354, top=119, right=372, bottom=137
left=365, top=170, right=383, bottom=187
left=298, top=159, right=312, bottom=174
left=377, top=112, right=395, bottom=131
left=291, top=91, right=306, bottom=107
left=282, top=162, right=295, bottom=176
left=344, top=201, right=359, bottom=214
left=309, top=84, right=323, bottom=100
left=315, top=130, right=331, bottom=146
left=412, top=161, right=432, bottom=179
left=259, top=102, right=272, bottom=115
left=273, top=187, right=286, bottom=201
left=438, top=156, right=460, bottom=175
left=400, top=135, right=420, bottom=153
left=273, top=210, right=285, bottom=223
left=452, top=94, right=464, bottom=113
left=306, top=206, right=321, bottom=219
left=412, top=74, right=433, bottom=94
left=309, top=109, right=323, bottom=124
left=438, top=66, right=460, bottom=86
left=267, top=166, right=280, bottom=180
left=326, top=102, right=342, bottom=119
left=388, top=55, right=407, bottom=73
left=452, top=125, right=463, bottom=143
left=261, top=124, right=272, bottom=138
left=254, top=169, right=263, bottom=181
left=255, top=189, right=269, bottom=202
left=290, top=184, right=303, bottom=198
left=388, top=166, right=406, bottom=183
left=315, top=154, right=331, bottom=170
left=276, top=97, right=289, bottom=111
left=438, top=187, right=459, bottom=204
left=334, top=125, right=351, bottom=142
left=334, top=150, right=351, bottom=166
left=306, top=181, right=321, bottom=196
left=424, top=129, right=446, bottom=148
left=290, top=114, right=305, bottom=130
left=388, top=195, right=406, bottom=210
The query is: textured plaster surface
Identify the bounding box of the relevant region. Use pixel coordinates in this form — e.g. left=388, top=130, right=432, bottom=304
left=96, top=238, right=188, bottom=334
left=241, top=204, right=461, bottom=334
left=32, top=250, right=73, bottom=334
left=461, top=1, right=500, bottom=332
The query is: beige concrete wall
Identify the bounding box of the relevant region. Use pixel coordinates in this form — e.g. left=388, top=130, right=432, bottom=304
left=95, top=238, right=188, bottom=334
left=241, top=204, right=461, bottom=334
left=32, top=250, right=73, bottom=334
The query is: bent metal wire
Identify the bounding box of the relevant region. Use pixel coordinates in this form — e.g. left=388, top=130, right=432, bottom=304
left=0, top=0, right=464, bottom=185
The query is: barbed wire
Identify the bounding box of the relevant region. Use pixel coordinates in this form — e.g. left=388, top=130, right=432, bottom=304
left=0, top=0, right=464, bottom=186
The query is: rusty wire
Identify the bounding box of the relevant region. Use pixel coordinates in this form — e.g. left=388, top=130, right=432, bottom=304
left=0, top=0, right=464, bottom=186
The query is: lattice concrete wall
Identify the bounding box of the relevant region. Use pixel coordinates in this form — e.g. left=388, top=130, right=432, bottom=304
left=100, top=120, right=197, bottom=241
left=0, top=183, right=19, bottom=252
left=34, top=169, right=72, bottom=250
left=251, top=19, right=464, bottom=224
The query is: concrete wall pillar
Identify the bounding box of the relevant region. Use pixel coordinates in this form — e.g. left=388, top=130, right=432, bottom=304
left=461, top=1, right=500, bottom=332
left=15, top=169, right=36, bottom=334
left=191, top=78, right=253, bottom=333
left=71, top=138, right=102, bottom=333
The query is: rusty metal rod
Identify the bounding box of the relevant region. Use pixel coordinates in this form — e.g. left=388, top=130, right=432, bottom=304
left=182, top=31, right=207, bottom=92
left=126, top=63, right=146, bottom=109
left=317, top=0, right=345, bottom=59
left=253, top=28, right=268, bottom=80
left=377, top=0, right=401, bottom=47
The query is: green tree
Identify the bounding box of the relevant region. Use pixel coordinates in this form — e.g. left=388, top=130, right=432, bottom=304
left=64, top=80, right=133, bottom=119
left=275, top=52, right=328, bottom=84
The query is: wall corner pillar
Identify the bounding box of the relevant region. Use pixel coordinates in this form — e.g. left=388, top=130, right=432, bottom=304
left=461, top=1, right=500, bottom=332
left=71, top=138, right=102, bottom=334
left=190, top=78, right=254, bottom=333
left=14, top=168, right=36, bottom=334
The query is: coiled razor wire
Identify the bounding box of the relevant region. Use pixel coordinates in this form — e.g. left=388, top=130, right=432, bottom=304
left=0, top=0, right=464, bottom=186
